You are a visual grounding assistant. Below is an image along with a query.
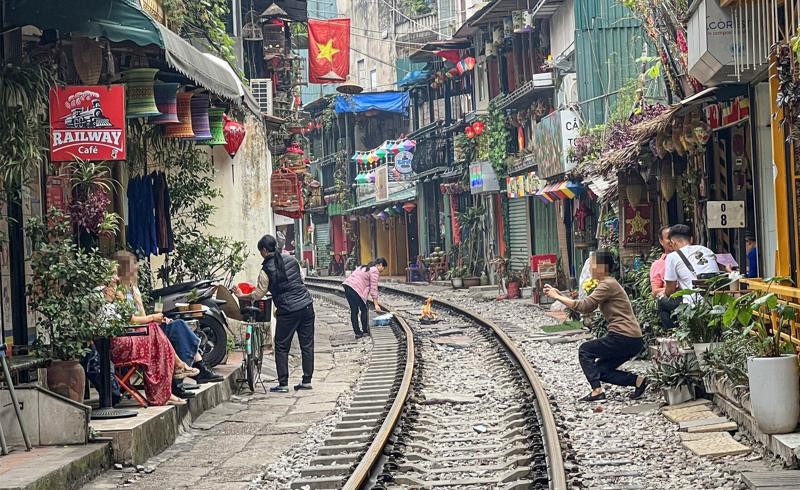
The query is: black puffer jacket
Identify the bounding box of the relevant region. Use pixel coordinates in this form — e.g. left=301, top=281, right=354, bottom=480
left=263, top=254, right=313, bottom=314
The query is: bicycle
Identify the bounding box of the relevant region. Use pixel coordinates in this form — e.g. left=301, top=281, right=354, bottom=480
left=238, top=298, right=271, bottom=393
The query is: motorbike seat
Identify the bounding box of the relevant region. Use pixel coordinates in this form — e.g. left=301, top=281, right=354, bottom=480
left=240, top=306, right=261, bottom=321
left=152, top=280, right=212, bottom=298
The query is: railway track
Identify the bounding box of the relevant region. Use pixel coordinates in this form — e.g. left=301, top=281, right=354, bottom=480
left=296, top=278, right=566, bottom=490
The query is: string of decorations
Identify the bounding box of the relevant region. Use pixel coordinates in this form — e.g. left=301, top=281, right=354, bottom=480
left=351, top=139, right=417, bottom=186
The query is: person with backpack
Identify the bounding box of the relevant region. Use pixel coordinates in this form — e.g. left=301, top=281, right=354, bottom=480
left=342, top=258, right=388, bottom=339
left=658, top=224, right=720, bottom=329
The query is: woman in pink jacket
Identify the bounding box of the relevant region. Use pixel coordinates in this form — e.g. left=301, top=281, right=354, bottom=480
left=342, top=258, right=388, bottom=338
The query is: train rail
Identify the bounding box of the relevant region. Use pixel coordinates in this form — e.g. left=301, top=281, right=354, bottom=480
left=299, top=278, right=566, bottom=490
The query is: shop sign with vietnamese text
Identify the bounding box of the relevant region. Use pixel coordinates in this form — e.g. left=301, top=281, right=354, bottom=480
left=49, top=85, right=126, bottom=161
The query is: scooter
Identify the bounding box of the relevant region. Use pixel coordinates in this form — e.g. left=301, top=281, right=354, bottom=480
left=151, top=279, right=230, bottom=368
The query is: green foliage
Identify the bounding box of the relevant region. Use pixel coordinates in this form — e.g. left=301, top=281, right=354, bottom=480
left=485, top=103, right=508, bottom=178
left=409, top=0, right=432, bottom=15
left=454, top=133, right=478, bottom=164
left=26, top=208, right=134, bottom=361
left=0, top=60, right=56, bottom=192
left=705, top=332, right=758, bottom=388
left=164, top=0, right=241, bottom=78
left=457, top=207, right=486, bottom=277
left=649, top=353, right=703, bottom=390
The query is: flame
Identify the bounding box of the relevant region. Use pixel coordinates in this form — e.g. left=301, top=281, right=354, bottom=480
left=64, top=90, right=100, bottom=110
left=420, top=297, right=436, bottom=320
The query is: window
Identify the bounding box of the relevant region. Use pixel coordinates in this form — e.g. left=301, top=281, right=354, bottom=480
left=357, top=59, right=366, bottom=89
left=369, top=70, right=377, bottom=90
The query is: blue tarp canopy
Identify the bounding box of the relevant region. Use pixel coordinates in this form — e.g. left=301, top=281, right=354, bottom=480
left=335, top=92, right=410, bottom=115
left=398, top=70, right=432, bottom=88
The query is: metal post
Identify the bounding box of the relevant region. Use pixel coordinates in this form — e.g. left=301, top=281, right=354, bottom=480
left=0, top=344, right=31, bottom=451
left=90, top=338, right=136, bottom=419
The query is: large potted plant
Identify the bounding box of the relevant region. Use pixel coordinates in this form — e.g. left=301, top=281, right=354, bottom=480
left=738, top=288, right=799, bottom=434
left=457, top=206, right=486, bottom=287
left=649, top=340, right=703, bottom=405
left=672, top=278, right=730, bottom=365
left=26, top=208, right=130, bottom=402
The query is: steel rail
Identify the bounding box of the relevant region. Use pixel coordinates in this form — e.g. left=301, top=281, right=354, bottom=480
left=306, top=277, right=567, bottom=490
left=306, top=282, right=415, bottom=490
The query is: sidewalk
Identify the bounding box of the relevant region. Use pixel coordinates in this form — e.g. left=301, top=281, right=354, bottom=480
left=82, top=302, right=368, bottom=490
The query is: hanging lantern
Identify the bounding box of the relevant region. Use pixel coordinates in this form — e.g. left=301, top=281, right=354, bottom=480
left=385, top=207, right=396, bottom=216
left=403, top=140, right=416, bottom=151
left=394, top=204, right=404, bottom=214
left=464, top=57, right=476, bottom=70
left=465, top=126, right=476, bottom=139
left=402, top=202, right=417, bottom=213
left=456, top=60, right=468, bottom=75
left=164, top=91, right=196, bottom=139
left=352, top=152, right=359, bottom=160
left=376, top=148, right=387, bottom=159
left=190, top=93, right=212, bottom=141
left=626, top=173, right=646, bottom=206
left=391, top=143, right=401, bottom=155
left=204, top=108, right=227, bottom=146
left=150, top=82, right=180, bottom=124
left=122, top=68, right=161, bottom=118
left=367, top=171, right=376, bottom=183
left=503, top=17, right=514, bottom=38
left=223, top=114, right=246, bottom=157
left=377, top=211, right=388, bottom=221
left=472, top=121, right=485, bottom=135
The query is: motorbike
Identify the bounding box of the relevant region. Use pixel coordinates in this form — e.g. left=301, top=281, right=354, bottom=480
left=151, top=279, right=230, bottom=368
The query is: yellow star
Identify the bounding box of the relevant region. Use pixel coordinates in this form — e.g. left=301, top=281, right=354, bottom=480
left=316, top=39, right=340, bottom=63
left=626, top=211, right=650, bottom=236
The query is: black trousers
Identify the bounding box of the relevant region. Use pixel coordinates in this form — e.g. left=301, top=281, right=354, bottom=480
left=657, top=296, right=682, bottom=331
left=344, top=285, right=369, bottom=335
left=579, top=332, right=644, bottom=390
left=274, top=304, right=315, bottom=386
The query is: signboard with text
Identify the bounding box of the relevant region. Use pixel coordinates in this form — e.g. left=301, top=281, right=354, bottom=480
left=707, top=201, right=745, bottom=228
left=49, top=85, right=126, bottom=161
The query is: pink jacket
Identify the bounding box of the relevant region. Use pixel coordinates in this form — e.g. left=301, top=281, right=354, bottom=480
left=343, top=267, right=380, bottom=302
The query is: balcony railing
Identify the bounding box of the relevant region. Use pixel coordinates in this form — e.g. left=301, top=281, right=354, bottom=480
left=492, top=72, right=555, bottom=111
left=396, top=12, right=440, bottom=44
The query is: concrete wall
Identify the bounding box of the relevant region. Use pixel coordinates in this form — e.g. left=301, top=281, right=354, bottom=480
left=550, top=0, right=575, bottom=60
left=207, top=114, right=274, bottom=283
left=339, top=0, right=397, bottom=91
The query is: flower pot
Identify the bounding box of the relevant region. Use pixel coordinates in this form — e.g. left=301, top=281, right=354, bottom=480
left=747, top=354, right=800, bottom=434
left=521, top=287, right=533, bottom=299
left=693, top=342, right=717, bottom=369
left=451, top=277, right=464, bottom=289
left=463, top=277, right=481, bottom=288
left=702, top=374, right=716, bottom=394
left=663, top=385, right=694, bottom=405
left=47, top=360, right=86, bottom=403
left=506, top=281, right=521, bottom=299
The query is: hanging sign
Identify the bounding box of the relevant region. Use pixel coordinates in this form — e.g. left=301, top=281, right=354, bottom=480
left=375, top=165, right=389, bottom=202
left=506, top=172, right=544, bottom=198
left=707, top=201, right=745, bottom=228
left=395, top=151, right=413, bottom=175
left=49, top=85, right=126, bottom=161
left=470, top=161, right=500, bottom=195
left=623, top=202, right=653, bottom=246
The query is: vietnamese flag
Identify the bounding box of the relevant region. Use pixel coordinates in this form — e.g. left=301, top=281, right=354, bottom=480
left=308, top=19, right=350, bottom=84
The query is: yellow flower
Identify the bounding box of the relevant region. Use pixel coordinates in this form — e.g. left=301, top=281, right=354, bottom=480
left=582, top=278, right=599, bottom=294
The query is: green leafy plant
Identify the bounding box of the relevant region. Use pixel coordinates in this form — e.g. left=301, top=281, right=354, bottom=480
left=484, top=103, right=508, bottom=178
left=705, top=332, right=758, bottom=388
left=671, top=275, right=736, bottom=344
left=457, top=206, right=486, bottom=277
left=26, top=208, right=134, bottom=361
left=649, top=353, right=703, bottom=390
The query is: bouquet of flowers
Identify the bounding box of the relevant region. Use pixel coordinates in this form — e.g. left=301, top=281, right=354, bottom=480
left=582, top=278, right=599, bottom=295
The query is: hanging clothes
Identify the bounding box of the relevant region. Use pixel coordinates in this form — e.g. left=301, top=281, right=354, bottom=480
left=126, top=175, right=159, bottom=257
left=151, top=171, right=174, bottom=254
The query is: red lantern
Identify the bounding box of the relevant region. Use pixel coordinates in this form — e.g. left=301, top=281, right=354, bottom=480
left=464, top=57, right=476, bottom=70
left=465, top=126, right=476, bottom=139
left=473, top=121, right=485, bottom=135
left=402, top=202, right=416, bottom=213
left=223, top=114, right=246, bottom=157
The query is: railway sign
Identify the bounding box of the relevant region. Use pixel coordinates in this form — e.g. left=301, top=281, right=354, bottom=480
left=707, top=200, right=745, bottom=228
left=49, top=85, right=126, bottom=161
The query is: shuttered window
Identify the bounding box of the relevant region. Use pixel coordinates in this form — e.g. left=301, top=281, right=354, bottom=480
left=507, top=198, right=531, bottom=270
left=532, top=199, right=559, bottom=256
left=314, top=222, right=331, bottom=269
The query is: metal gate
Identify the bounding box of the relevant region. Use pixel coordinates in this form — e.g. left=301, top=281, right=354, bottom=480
left=507, top=197, right=531, bottom=270
left=531, top=199, right=559, bottom=256
left=314, top=222, right=331, bottom=269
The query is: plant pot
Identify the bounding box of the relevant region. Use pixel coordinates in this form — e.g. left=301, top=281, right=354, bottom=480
left=747, top=354, right=800, bottom=434
left=47, top=360, right=86, bottom=403
left=693, top=342, right=717, bottom=369
left=506, top=281, right=521, bottom=299
left=451, top=277, right=464, bottom=289
left=521, top=287, right=533, bottom=299
left=702, top=374, right=716, bottom=394
left=662, top=385, right=694, bottom=405
left=463, top=277, right=481, bottom=288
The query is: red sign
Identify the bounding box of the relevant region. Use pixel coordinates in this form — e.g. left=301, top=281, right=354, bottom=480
left=623, top=202, right=652, bottom=246
left=49, top=85, right=126, bottom=161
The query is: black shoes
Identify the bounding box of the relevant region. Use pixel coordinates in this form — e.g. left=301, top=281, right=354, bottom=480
left=355, top=333, right=364, bottom=339
left=294, top=383, right=313, bottom=391
left=630, top=378, right=649, bottom=400
left=270, top=384, right=289, bottom=393
left=578, top=392, right=606, bottom=402
left=172, top=379, right=196, bottom=399
left=194, top=361, right=224, bottom=384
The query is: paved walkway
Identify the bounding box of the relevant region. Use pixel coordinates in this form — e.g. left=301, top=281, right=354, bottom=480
left=82, top=303, right=367, bottom=490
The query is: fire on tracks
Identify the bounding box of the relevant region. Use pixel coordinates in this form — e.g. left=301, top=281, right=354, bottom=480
left=292, top=278, right=566, bottom=490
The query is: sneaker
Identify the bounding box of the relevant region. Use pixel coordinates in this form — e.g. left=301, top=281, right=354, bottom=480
left=355, top=333, right=364, bottom=340
left=194, top=361, right=224, bottom=384
left=630, top=378, right=649, bottom=400
left=173, top=385, right=196, bottom=399
left=270, top=385, right=289, bottom=393
left=294, top=383, right=313, bottom=391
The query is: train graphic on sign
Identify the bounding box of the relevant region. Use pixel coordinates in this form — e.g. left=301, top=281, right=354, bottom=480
left=62, top=91, right=113, bottom=129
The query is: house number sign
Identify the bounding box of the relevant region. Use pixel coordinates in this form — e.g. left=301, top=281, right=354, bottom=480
left=707, top=201, right=745, bottom=228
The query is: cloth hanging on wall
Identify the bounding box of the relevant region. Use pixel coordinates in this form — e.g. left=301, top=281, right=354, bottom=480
left=152, top=172, right=174, bottom=254
left=127, top=172, right=173, bottom=256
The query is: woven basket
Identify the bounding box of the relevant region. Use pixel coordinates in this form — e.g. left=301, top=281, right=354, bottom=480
left=72, top=37, right=103, bottom=85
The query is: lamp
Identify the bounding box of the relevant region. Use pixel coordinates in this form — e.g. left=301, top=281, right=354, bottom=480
left=150, top=82, right=180, bottom=125
left=164, top=91, right=195, bottom=139
left=190, top=93, right=212, bottom=141
left=122, top=68, right=161, bottom=119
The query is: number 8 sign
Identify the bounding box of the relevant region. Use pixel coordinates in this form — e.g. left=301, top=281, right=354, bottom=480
left=707, top=201, right=745, bottom=229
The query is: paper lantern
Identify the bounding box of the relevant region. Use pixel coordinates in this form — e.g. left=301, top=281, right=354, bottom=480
left=150, top=82, right=180, bottom=124
left=385, top=207, right=396, bottom=216
left=204, top=108, right=227, bottom=146
left=190, top=93, right=212, bottom=140
left=465, top=126, right=475, bottom=139
left=352, top=152, right=359, bottom=160
left=472, top=121, right=485, bottom=135
left=223, top=114, right=246, bottom=157
left=123, top=68, right=161, bottom=118
left=367, top=171, right=376, bottom=183
left=376, top=148, right=386, bottom=159
left=164, top=92, right=196, bottom=139
left=403, top=140, right=416, bottom=151
left=464, top=57, right=476, bottom=70
left=402, top=202, right=416, bottom=213
left=377, top=211, right=388, bottom=221
left=390, top=143, right=401, bottom=155
left=394, top=204, right=404, bottom=214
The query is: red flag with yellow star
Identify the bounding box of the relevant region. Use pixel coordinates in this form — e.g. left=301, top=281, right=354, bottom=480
left=308, top=19, right=350, bottom=84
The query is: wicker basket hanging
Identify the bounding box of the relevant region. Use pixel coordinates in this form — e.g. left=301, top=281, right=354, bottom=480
left=271, top=167, right=304, bottom=219
left=72, top=36, right=103, bottom=85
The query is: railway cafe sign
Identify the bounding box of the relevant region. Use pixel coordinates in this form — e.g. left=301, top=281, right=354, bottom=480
left=49, top=85, right=126, bottom=161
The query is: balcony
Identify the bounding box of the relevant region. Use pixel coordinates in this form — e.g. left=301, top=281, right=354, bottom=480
left=396, top=12, right=440, bottom=45
left=492, top=72, right=555, bottom=111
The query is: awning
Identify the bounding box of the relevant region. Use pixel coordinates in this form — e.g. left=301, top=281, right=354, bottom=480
left=535, top=181, right=583, bottom=203
left=471, top=0, right=564, bottom=27
left=7, top=0, right=256, bottom=112
left=335, top=92, right=411, bottom=115
left=346, top=187, right=417, bottom=213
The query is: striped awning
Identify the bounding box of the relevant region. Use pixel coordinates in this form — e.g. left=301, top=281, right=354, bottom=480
left=535, top=181, right=583, bottom=203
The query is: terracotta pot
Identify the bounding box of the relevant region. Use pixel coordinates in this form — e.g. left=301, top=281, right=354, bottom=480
left=506, top=281, right=521, bottom=299
left=47, top=360, right=86, bottom=403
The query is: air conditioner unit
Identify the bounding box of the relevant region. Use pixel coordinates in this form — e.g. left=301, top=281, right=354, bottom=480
left=251, top=78, right=273, bottom=115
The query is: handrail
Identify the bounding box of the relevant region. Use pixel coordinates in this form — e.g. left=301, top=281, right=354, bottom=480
left=741, top=279, right=800, bottom=348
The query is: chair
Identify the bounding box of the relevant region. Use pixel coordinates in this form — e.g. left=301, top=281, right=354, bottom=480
left=114, top=325, right=150, bottom=408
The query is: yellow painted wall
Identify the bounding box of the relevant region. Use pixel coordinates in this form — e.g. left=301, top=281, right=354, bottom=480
left=376, top=219, right=391, bottom=272
left=359, top=217, right=372, bottom=266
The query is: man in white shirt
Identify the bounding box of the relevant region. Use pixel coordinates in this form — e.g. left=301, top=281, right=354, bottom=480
left=657, top=224, right=720, bottom=329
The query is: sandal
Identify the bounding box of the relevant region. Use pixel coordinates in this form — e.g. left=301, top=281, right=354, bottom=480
left=167, top=396, right=187, bottom=406
left=173, top=366, right=200, bottom=380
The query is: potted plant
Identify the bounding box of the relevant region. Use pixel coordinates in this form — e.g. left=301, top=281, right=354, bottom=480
left=26, top=208, right=130, bottom=403
left=448, top=266, right=466, bottom=289
left=672, top=279, right=730, bottom=365
left=457, top=206, right=486, bottom=287
left=736, top=285, right=799, bottom=434
left=649, top=341, right=703, bottom=405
